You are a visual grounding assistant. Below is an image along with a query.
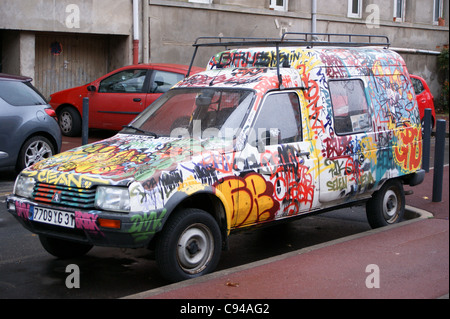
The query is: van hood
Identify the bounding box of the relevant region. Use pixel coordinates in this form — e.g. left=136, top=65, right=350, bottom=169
left=22, top=133, right=233, bottom=189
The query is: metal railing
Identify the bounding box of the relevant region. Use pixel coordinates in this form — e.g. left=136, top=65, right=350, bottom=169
left=186, top=32, right=391, bottom=87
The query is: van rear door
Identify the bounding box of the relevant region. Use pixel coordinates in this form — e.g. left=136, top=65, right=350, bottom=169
left=319, top=78, right=377, bottom=202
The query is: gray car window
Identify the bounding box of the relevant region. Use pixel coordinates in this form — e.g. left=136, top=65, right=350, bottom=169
left=0, top=81, right=47, bottom=106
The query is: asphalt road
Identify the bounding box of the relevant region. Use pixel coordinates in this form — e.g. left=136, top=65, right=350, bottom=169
left=0, top=172, right=371, bottom=298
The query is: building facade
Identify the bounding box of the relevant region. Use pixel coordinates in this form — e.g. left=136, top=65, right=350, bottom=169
left=1, top=0, right=448, bottom=99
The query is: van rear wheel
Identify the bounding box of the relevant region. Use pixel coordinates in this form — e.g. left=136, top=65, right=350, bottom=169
left=366, top=179, right=405, bottom=228
left=155, top=208, right=222, bottom=282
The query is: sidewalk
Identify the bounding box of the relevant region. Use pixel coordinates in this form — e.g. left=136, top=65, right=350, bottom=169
left=126, top=165, right=449, bottom=299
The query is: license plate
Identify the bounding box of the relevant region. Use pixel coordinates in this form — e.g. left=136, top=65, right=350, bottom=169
left=32, top=206, right=75, bottom=229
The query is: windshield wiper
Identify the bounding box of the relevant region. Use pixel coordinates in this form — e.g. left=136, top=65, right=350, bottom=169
left=122, top=125, right=159, bottom=138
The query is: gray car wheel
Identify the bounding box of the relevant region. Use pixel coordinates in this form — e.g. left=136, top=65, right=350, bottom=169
left=17, top=136, right=55, bottom=171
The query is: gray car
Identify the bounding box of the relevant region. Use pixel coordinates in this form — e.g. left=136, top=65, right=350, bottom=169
left=0, top=73, right=61, bottom=172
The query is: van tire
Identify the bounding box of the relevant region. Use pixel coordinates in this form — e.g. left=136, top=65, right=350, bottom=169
left=155, top=208, right=222, bottom=282
left=366, top=179, right=405, bottom=228
left=39, top=235, right=93, bottom=259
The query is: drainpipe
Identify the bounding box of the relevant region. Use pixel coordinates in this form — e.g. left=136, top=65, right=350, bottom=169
left=390, top=47, right=441, bottom=56
left=143, top=2, right=149, bottom=63
left=311, top=0, right=317, bottom=34
left=133, top=0, right=139, bottom=65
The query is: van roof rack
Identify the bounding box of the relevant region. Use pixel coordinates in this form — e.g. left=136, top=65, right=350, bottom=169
left=186, top=32, right=390, bottom=87
left=191, top=32, right=389, bottom=49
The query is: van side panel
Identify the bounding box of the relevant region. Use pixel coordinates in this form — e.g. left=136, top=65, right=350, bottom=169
left=313, top=49, right=382, bottom=204
left=207, top=46, right=421, bottom=216
left=317, top=48, right=421, bottom=203
left=367, top=66, right=422, bottom=177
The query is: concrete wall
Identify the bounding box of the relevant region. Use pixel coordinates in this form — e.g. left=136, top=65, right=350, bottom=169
left=0, top=32, right=35, bottom=79
left=0, top=0, right=132, bottom=35
left=147, top=4, right=311, bottom=66
left=0, top=0, right=132, bottom=92
left=147, top=0, right=449, bottom=97
left=1, top=31, right=20, bottom=75
left=1, top=0, right=448, bottom=98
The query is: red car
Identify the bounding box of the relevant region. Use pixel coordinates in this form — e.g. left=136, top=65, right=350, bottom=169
left=50, top=63, right=204, bottom=136
left=410, top=74, right=436, bottom=130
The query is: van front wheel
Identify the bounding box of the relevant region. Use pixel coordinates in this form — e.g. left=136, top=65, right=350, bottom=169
left=155, top=208, right=222, bottom=282
left=366, top=179, right=405, bottom=228
left=39, top=235, right=93, bottom=259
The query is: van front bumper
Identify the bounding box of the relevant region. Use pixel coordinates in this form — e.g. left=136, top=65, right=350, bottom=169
left=6, top=195, right=166, bottom=249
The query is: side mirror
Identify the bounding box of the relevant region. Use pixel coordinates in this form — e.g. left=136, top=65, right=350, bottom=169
left=87, top=85, right=96, bottom=92
left=256, top=139, right=266, bottom=154
left=261, top=128, right=281, bottom=146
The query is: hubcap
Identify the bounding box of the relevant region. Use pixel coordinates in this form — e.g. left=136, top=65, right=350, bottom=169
left=24, top=140, right=52, bottom=167
left=177, top=223, right=214, bottom=275
left=382, top=189, right=399, bottom=223
left=59, top=111, right=73, bottom=134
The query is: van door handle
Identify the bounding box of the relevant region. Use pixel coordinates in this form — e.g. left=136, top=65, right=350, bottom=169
left=258, top=167, right=273, bottom=176
left=296, top=151, right=310, bottom=158
left=133, top=98, right=141, bottom=102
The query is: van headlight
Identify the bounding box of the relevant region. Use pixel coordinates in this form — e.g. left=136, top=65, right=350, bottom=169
left=14, top=175, right=35, bottom=199
left=95, top=186, right=130, bottom=213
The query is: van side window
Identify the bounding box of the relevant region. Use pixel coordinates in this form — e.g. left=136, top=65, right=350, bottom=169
left=253, top=92, right=302, bottom=144
left=329, top=79, right=371, bottom=134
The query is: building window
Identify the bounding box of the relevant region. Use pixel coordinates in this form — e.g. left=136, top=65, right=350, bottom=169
left=347, top=0, right=362, bottom=18
left=270, top=0, right=289, bottom=12
left=393, top=0, right=406, bottom=22
left=188, top=0, right=213, bottom=4
left=433, top=0, right=444, bottom=24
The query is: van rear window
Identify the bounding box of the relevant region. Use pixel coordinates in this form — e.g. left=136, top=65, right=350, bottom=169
left=329, top=79, right=371, bottom=134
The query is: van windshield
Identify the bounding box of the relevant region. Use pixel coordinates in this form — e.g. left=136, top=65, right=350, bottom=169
left=122, top=88, right=255, bottom=140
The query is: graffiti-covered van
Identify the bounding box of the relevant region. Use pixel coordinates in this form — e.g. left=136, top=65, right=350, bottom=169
left=7, top=34, right=425, bottom=282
